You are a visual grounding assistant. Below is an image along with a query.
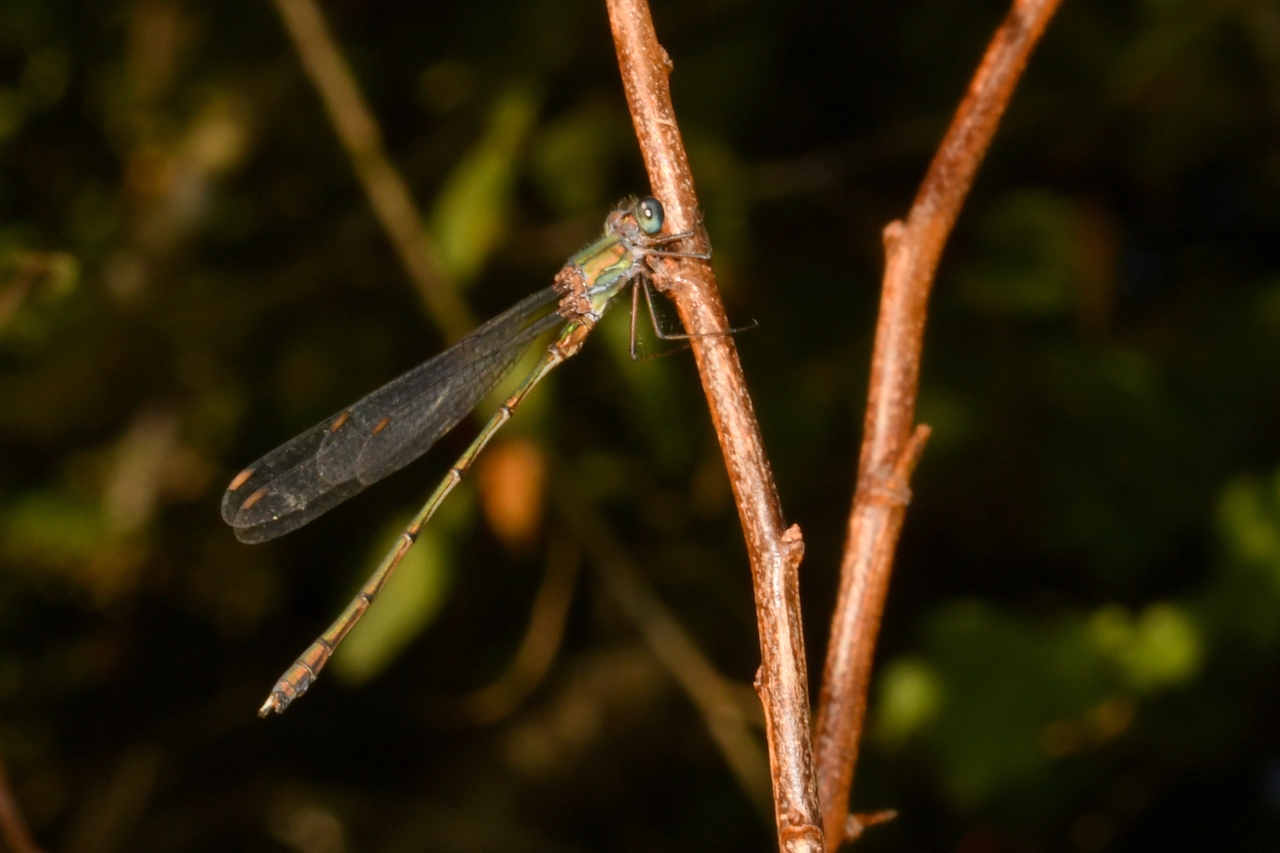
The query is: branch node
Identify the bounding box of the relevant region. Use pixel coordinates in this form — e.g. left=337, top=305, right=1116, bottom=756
left=781, top=523, right=805, bottom=566
left=844, top=809, right=898, bottom=842
left=881, top=220, right=907, bottom=254
left=780, top=818, right=824, bottom=852
left=855, top=425, right=932, bottom=509
left=891, top=424, right=932, bottom=485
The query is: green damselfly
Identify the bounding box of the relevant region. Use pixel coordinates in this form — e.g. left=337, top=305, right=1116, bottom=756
left=223, top=196, right=707, bottom=716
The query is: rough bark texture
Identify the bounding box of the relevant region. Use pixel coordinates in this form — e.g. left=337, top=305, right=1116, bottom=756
left=812, top=1, right=1066, bottom=848
left=605, top=1, right=824, bottom=850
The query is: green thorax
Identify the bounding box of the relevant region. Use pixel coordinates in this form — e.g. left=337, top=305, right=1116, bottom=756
left=570, top=232, right=638, bottom=315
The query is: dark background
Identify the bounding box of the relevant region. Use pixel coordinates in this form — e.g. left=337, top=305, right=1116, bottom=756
left=2, top=0, right=1279, bottom=850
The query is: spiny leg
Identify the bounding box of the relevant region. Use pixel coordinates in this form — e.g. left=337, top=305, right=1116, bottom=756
left=646, top=222, right=712, bottom=260
left=629, top=279, right=642, bottom=361
left=629, top=229, right=749, bottom=356
left=624, top=228, right=715, bottom=362
left=626, top=276, right=695, bottom=362
left=639, top=276, right=757, bottom=343
left=259, top=336, right=573, bottom=716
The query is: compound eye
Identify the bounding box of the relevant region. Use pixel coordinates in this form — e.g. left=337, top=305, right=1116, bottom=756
left=635, top=197, right=664, bottom=235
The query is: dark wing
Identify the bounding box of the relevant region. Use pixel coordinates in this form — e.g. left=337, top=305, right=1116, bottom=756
left=317, top=289, right=564, bottom=486
left=222, top=287, right=563, bottom=543
left=219, top=418, right=366, bottom=543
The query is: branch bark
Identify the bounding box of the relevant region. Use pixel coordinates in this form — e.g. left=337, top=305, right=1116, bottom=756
left=271, top=0, right=474, bottom=341
left=604, top=3, right=823, bottom=850
left=812, top=1, right=1065, bottom=848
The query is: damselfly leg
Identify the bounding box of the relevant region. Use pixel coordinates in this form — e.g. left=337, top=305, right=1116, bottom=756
left=234, top=195, right=697, bottom=715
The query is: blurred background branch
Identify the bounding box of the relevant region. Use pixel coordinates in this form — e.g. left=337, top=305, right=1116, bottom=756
left=424, top=532, right=580, bottom=726
left=270, top=0, right=474, bottom=340
left=557, top=486, right=774, bottom=819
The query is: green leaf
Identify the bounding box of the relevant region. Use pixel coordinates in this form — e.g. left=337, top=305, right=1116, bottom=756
left=874, top=656, right=944, bottom=746
left=956, top=190, right=1082, bottom=318
left=3, top=490, right=107, bottom=565
left=1092, top=603, right=1202, bottom=692
left=429, top=86, right=538, bottom=286
left=529, top=99, right=627, bottom=217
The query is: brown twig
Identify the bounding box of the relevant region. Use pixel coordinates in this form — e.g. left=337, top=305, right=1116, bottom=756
left=844, top=809, right=898, bottom=845
left=0, top=746, right=43, bottom=853
left=604, top=2, right=823, bottom=850
left=557, top=489, right=774, bottom=819
left=812, top=1, right=1065, bottom=847
left=270, top=0, right=474, bottom=341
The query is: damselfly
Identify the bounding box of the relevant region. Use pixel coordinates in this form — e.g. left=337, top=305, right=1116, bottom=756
left=223, top=196, right=707, bottom=716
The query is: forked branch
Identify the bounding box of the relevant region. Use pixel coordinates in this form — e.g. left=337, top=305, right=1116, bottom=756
left=812, top=1, right=1065, bottom=848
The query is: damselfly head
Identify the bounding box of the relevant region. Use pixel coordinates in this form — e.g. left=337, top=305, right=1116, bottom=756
left=635, top=197, right=664, bottom=235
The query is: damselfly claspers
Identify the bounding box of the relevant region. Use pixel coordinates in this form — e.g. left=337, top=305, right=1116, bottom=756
left=223, top=196, right=707, bottom=716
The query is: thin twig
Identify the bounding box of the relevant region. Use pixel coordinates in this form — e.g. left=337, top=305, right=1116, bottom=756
left=557, top=489, right=774, bottom=819
left=270, top=0, right=474, bottom=341
left=0, top=746, right=44, bottom=853
left=424, top=534, right=581, bottom=726
left=604, top=2, right=823, bottom=850
left=812, top=1, right=1065, bottom=847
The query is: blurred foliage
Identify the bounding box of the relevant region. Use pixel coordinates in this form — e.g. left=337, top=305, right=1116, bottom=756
left=429, top=85, right=538, bottom=287
left=2, top=0, right=1280, bottom=851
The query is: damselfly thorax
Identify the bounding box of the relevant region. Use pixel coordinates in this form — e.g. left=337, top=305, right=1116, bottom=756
left=222, top=196, right=707, bottom=716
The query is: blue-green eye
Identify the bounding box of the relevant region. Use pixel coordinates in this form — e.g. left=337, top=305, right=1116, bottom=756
left=636, top=197, right=664, bottom=235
